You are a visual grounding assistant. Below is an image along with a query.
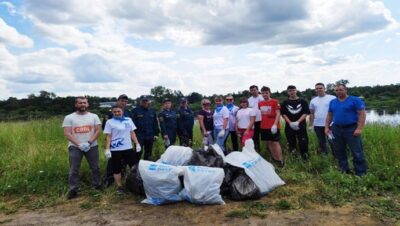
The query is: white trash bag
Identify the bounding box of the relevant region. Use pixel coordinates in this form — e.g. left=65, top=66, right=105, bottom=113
left=157, top=145, right=193, bottom=166
left=139, top=160, right=184, bottom=205
left=225, top=139, right=285, bottom=194
left=179, top=165, right=225, bottom=205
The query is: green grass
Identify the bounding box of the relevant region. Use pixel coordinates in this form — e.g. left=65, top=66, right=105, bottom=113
left=0, top=118, right=399, bottom=223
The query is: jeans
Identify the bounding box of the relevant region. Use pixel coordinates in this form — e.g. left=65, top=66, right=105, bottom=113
left=68, top=145, right=101, bottom=192
left=314, top=126, right=335, bottom=155
left=331, top=124, right=367, bottom=176
left=213, top=127, right=229, bottom=153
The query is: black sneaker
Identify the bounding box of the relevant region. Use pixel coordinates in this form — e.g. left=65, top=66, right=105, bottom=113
left=67, top=190, right=78, bottom=200
left=116, top=187, right=125, bottom=195
left=277, top=160, right=285, bottom=168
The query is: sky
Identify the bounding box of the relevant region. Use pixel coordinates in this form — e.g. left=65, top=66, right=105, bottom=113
left=0, top=0, right=399, bottom=100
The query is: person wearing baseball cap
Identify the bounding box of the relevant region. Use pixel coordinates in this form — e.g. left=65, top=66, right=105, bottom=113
left=158, top=98, right=178, bottom=148
left=177, top=97, right=194, bottom=147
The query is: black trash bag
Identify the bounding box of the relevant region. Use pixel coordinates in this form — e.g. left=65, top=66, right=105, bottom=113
left=220, top=164, right=243, bottom=196
left=125, top=164, right=145, bottom=196
left=229, top=172, right=262, bottom=201
left=187, top=146, right=224, bottom=168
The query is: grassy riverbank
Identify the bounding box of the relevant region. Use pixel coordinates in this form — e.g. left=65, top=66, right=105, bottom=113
left=0, top=118, right=398, bottom=223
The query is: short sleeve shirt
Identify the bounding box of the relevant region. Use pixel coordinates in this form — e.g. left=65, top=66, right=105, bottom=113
left=259, top=99, right=281, bottom=129
left=281, top=98, right=310, bottom=126
left=104, top=117, right=137, bottom=151
left=309, top=94, right=336, bottom=126
left=213, top=106, right=230, bottom=130
left=248, top=95, right=264, bottom=122
left=236, top=108, right=256, bottom=129
left=328, top=96, right=365, bottom=125
left=198, top=109, right=214, bottom=131
left=62, top=112, right=101, bottom=147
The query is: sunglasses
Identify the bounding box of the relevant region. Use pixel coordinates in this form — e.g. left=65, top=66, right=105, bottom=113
left=203, top=103, right=211, bottom=105
left=226, top=99, right=233, bottom=101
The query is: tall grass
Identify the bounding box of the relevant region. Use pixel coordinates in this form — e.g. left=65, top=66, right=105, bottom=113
left=0, top=118, right=399, bottom=221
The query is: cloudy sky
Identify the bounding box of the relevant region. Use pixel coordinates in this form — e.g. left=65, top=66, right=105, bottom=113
left=0, top=0, right=399, bottom=99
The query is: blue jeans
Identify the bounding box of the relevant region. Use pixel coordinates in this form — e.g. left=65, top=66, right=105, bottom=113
left=331, top=124, right=367, bottom=176
left=213, top=127, right=229, bottom=153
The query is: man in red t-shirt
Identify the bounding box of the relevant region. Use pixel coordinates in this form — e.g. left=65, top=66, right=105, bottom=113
left=259, top=86, right=284, bottom=167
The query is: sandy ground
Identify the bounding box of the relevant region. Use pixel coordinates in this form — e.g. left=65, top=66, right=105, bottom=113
left=0, top=196, right=384, bottom=226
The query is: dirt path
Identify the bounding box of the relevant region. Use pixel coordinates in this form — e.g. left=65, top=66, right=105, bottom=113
left=0, top=197, right=384, bottom=226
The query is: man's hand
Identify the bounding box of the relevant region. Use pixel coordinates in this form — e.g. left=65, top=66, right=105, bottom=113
left=153, top=136, right=159, bottom=141
left=271, top=125, right=278, bottom=134
left=308, top=126, right=314, bottom=133
left=289, top=122, right=300, bottom=131
left=218, top=129, right=225, bottom=138
left=79, top=142, right=91, bottom=152
left=353, top=128, right=362, bottom=136
left=136, top=144, right=142, bottom=153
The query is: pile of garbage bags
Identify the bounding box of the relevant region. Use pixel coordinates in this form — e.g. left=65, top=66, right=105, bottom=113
left=126, top=139, right=285, bottom=205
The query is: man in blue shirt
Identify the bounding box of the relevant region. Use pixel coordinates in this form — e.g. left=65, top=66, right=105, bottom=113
left=177, top=98, right=194, bottom=147
left=158, top=98, right=177, bottom=148
left=132, top=95, right=160, bottom=160
left=325, top=84, right=367, bottom=176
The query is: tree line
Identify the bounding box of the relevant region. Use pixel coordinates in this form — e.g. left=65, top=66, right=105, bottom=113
left=1, top=81, right=399, bottom=121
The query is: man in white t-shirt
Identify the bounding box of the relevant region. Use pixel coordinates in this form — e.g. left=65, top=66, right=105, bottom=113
left=309, top=83, right=336, bottom=155
left=248, top=85, right=263, bottom=151
left=62, top=96, right=102, bottom=199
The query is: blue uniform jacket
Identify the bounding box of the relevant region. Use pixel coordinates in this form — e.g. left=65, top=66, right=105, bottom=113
left=158, top=109, right=178, bottom=136
left=177, top=107, right=194, bottom=136
left=132, top=106, right=160, bottom=139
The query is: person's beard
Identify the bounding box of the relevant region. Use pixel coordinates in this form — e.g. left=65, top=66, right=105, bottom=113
left=77, top=106, right=87, bottom=112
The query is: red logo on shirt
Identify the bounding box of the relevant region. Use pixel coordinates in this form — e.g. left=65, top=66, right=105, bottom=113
left=74, top=125, right=93, bottom=133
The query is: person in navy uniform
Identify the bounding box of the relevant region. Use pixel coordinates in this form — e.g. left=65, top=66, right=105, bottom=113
left=158, top=98, right=177, bottom=148
left=102, top=94, right=132, bottom=187
left=132, top=95, right=160, bottom=160
left=177, top=98, right=194, bottom=147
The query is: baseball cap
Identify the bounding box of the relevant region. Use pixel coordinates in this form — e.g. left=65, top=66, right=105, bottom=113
left=117, top=94, right=128, bottom=100
left=139, top=95, right=149, bottom=101
left=180, top=97, right=187, bottom=103
left=163, top=98, right=172, bottom=103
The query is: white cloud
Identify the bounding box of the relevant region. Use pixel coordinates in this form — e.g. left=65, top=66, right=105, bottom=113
left=0, top=1, right=17, bottom=15
left=0, top=18, right=33, bottom=47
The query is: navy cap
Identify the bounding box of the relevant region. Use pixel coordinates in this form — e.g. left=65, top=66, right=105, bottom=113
left=117, top=94, right=128, bottom=100
left=163, top=98, right=172, bottom=103
left=180, top=97, right=187, bottom=103
left=139, top=95, right=149, bottom=101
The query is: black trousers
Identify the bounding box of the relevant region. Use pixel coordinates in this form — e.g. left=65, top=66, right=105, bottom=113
left=224, top=131, right=239, bottom=151
left=252, top=121, right=261, bottom=151
left=137, top=138, right=154, bottom=161
left=285, top=125, right=309, bottom=157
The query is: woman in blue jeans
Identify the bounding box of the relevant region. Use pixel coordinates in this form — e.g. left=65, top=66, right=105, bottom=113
left=212, top=96, right=230, bottom=153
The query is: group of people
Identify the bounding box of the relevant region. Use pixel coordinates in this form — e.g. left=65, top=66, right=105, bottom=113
left=62, top=82, right=367, bottom=199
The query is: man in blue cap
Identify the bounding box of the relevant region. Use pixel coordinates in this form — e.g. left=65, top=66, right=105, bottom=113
left=158, top=98, right=178, bottom=148
left=132, top=95, right=160, bottom=160
left=177, top=97, right=194, bottom=147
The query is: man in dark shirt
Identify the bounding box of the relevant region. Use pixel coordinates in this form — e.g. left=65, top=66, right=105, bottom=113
left=132, top=95, right=160, bottom=160
left=281, top=85, right=310, bottom=160
left=177, top=98, right=194, bottom=147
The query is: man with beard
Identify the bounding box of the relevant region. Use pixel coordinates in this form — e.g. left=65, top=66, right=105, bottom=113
left=62, top=96, right=102, bottom=199
left=132, top=95, right=160, bottom=160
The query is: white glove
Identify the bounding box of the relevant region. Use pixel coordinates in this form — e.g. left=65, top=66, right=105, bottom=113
left=79, top=142, right=90, bottom=152
left=289, top=122, right=300, bottom=130
left=271, top=125, right=278, bottom=134
left=308, top=126, right=314, bottom=133
left=104, top=149, right=111, bottom=159
left=218, top=129, right=225, bottom=138
left=136, top=144, right=142, bottom=153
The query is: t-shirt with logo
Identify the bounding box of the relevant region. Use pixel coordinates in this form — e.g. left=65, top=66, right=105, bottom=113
left=281, top=98, right=310, bottom=126
left=309, top=94, right=336, bottom=127
left=248, top=95, right=264, bottom=122
left=103, top=117, right=137, bottom=151
left=236, top=108, right=256, bottom=129
left=213, top=106, right=230, bottom=130
left=62, top=112, right=101, bottom=147
left=259, top=99, right=281, bottom=129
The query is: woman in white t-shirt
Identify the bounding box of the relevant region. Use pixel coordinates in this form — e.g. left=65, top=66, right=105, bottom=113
left=235, top=97, right=256, bottom=148
left=104, top=105, right=141, bottom=194
left=213, top=96, right=230, bottom=152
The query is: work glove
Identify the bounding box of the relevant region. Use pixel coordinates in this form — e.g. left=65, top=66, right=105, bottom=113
left=271, top=125, right=278, bottom=134
left=104, top=149, right=112, bottom=159
left=218, top=129, right=225, bottom=138
left=136, top=144, right=142, bottom=153
left=153, top=136, right=159, bottom=141
left=289, top=122, right=300, bottom=131
left=308, top=126, right=314, bottom=133
left=79, top=142, right=91, bottom=152
left=163, top=137, right=170, bottom=147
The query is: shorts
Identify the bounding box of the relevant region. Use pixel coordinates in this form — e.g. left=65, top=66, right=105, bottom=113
left=260, top=129, right=280, bottom=141
left=237, top=128, right=254, bottom=146
left=111, top=149, right=136, bottom=174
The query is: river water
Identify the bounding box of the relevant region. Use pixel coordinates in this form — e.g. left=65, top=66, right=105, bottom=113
left=366, top=110, right=400, bottom=125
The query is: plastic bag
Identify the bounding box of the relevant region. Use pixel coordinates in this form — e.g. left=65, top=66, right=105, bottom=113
left=187, top=146, right=224, bottom=168
left=230, top=172, right=262, bottom=201
left=179, top=166, right=225, bottom=205
left=225, top=139, right=285, bottom=194
left=139, top=160, right=184, bottom=205
left=125, top=164, right=145, bottom=196
left=157, top=145, right=193, bottom=166
left=220, top=164, right=242, bottom=196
